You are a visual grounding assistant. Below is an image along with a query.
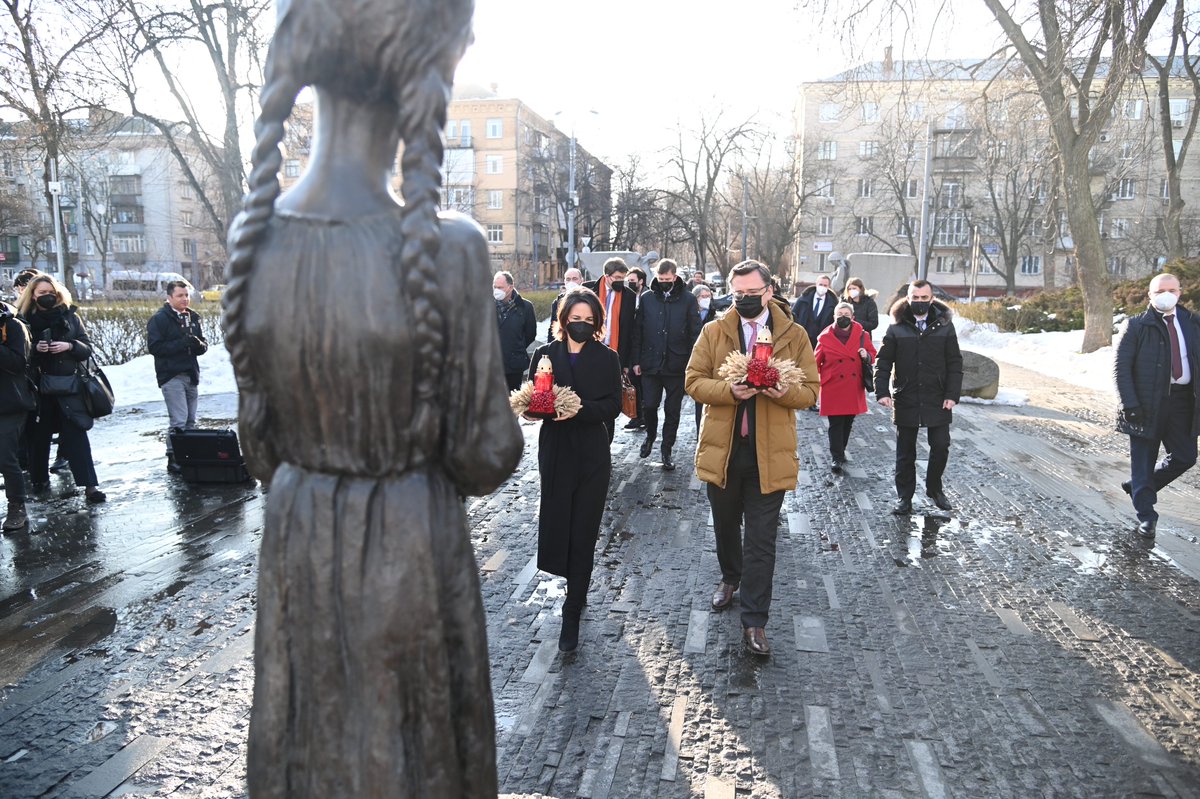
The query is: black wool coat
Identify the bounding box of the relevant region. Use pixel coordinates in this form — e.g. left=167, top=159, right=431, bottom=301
left=497, top=289, right=537, bottom=375
left=582, top=279, right=638, bottom=367
left=874, top=298, right=963, bottom=428
left=848, top=293, right=879, bottom=332
left=791, top=286, right=838, bottom=343
left=527, top=338, right=622, bottom=576
left=1115, top=305, right=1200, bottom=439
left=630, top=278, right=701, bottom=376
left=148, top=303, right=208, bottom=387
left=27, top=304, right=94, bottom=430
left=0, top=303, right=34, bottom=415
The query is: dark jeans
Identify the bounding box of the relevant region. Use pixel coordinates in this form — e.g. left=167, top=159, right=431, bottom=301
left=1129, top=387, right=1198, bottom=522
left=641, top=373, right=685, bottom=452
left=505, top=372, right=524, bottom=392
left=0, top=412, right=26, bottom=503
left=707, top=441, right=786, bottom=628
left=29, top=397, right=98, bottom=487
left=895, top=424, right=951, bottom=499
left=827, top=415, right=855, bottom=460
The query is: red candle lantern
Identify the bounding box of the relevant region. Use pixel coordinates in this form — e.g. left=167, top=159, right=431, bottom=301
left=528, top=355, right=557, bottom=417
left=752, top=325, right=774, bottom=363
left=534, top=355, right=553, bottom=392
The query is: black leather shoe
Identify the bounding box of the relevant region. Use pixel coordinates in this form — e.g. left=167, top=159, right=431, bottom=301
left=926, top=490, right=952, bottom=511
left=639, top=439, right=653, bottom=458
left=1121, top=481, right=1132, bottom=496
left=1137, top=519, right=1156, bottom=539
left=711, top=581, right=736, bottom=611
left=743, top=626, right=770, bottom=657
left=831, top=463, right=844, bottom=476
left=49, top=456, right=69, bottom=473
left=892, top=498, right=913, bottom=515
left=624, top=418, right=641, bottom=430
left=661, top=449, right=675, bottom=471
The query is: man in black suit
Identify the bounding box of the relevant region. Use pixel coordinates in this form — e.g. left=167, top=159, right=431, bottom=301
left=791, top=274, right=837, bottom=345
left=583, top=257, right=638, bottom=440
left=1115, top=272, right=1200, bottom=539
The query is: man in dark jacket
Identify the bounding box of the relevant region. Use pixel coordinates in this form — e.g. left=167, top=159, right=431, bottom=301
left=583, top=257, right=638, bottom=369
left=494, top=270, right=537, bottom=391
left=792, top=274, right=837, bottom=344
left=0, top=301, right=32, bottom=530
left=148, top=280, right=208, bottom=473
left=545, top=267, right=584, bottom=344
left=632, top=259, right=701, bottom=470
left=874, top=280, right=963, bottom=514
left=1115, top=273, right=1200, bottom=538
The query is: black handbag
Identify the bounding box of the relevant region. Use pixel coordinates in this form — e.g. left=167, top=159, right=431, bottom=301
left=78, top=357, right=115, bottom=418
left=39, top=372, right=80, bottom=396
left=860, top=332, right=874, bottom=393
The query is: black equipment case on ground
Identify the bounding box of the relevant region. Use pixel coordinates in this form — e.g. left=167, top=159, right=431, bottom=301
left=169, top=429, right=252, bottom=483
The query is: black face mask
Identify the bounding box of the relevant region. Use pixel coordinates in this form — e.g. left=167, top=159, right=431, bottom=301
left=35, top=294, right=57, bottom=310
left=734, top=295, right=764, bottom=318
left=835, top=316, right=852, bottom=329
left=610, top=279, right=625, bottom=291
left=566, top=321, right=595, bottom=343
left=909, top=300, right=931, bottom=316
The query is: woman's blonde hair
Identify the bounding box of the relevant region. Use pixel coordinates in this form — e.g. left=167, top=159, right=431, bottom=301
left=18, top=274, right=71, bottom=316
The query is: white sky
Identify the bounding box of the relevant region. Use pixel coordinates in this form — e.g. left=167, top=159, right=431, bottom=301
left=456, top=0, right=1010, bottom=164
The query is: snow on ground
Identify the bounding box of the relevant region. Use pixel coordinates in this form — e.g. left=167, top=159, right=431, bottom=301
left=959, top=387, right=1030, bottom=407
left=105, top=343, right=238, bottom=407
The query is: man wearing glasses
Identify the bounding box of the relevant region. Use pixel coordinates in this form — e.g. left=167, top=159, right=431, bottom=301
left=685, top=261, right=819, bottom=657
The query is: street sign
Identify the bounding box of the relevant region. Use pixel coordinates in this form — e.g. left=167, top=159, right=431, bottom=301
left=982, top=243, right=999, bottom=255
left=813, top=241, right=833, bottom=252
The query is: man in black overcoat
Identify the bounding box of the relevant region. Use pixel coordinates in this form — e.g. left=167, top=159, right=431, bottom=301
left=874, top=280, right=963, bottom=515
left=1115, top=272, right=1200, bottom=539
left=494, top=270, right=537, bottom=392
left=791, top=274, right=837, bottom=345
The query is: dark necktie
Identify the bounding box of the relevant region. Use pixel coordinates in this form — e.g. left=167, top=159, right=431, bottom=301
left=814, top=297, right=822, bottom=317
left=1166, top=314, right=1183, bottom=381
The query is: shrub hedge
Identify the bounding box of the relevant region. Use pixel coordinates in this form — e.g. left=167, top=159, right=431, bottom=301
left=71, top=302, right=224, bottom=366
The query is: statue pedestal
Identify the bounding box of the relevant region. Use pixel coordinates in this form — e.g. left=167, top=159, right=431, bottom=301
left=961, top=350, right=1000, bottom=400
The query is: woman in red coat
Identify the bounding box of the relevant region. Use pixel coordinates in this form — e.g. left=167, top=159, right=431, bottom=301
left=814, top=302, right=877, bottom=474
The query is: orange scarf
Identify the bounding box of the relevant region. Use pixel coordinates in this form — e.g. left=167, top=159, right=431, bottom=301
left=599, top=279, right=623, bottom=352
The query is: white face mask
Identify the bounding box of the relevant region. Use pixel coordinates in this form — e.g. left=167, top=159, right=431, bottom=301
left=815, top=284, right=829, bottom=296
left=493, top=288, right=507, bottom=301
left=849, top=289, right=861, bottom=299
left=564, top=281, right=581, bottom=293
left=698, top=298, right=711, bottom=311
left=1152, top=291, right=1179, bottom=312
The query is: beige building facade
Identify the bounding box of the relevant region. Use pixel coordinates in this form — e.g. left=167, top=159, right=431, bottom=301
left=795, top=57, right=1198, bottom=296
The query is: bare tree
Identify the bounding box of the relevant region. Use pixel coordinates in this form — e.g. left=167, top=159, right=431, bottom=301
left=0, top=0, right=118, bottom=290
left=610, top=155, right=663, bottom=252
left=742, top=138, right=805, bottom=273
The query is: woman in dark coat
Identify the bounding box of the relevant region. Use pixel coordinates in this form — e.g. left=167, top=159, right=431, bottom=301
left=526, top=288, right=623, bottom=652
left=20, top=275, right=105, bottom=502
left=0, top=299, right=34, bottom=530
left=843, top=277, right=879, bottom=332
left=814, top=302, right=876, bottom=473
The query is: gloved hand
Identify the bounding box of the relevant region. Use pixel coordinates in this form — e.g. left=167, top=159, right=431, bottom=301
left=1122, top=406, right=1143, bottom=424
left=188, top=336, right=208, bottom=355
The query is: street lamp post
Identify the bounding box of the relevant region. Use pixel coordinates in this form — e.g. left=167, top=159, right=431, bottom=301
left=555, top=110, right=597, bottom=274
left=916, top=120, right=934, bottom=281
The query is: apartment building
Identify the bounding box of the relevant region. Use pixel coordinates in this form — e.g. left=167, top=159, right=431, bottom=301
left=280, top=85, right=613, bottom=288
left=0, top=109, right=224, bottom=290
left=795, top=54, right=1198, bottom=296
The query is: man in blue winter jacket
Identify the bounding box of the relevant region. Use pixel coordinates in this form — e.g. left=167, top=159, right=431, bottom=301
left=1115, top=272, right=1200, bottom=539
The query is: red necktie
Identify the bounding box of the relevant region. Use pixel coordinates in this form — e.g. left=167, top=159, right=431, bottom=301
left=1166, top=314, right=1183, bottom=381
left=740, top=322, right=757, bottom=437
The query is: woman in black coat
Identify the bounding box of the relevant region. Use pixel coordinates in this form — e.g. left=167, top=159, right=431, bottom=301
left=692, top=284, right=720, bottom=433
left=0, top=301, right=34, bottom=530
left=843, top=277, right=879, bottom=333
left=20, top=275, right=105, bottom=502
left=525, top=288, right=622, bottom=652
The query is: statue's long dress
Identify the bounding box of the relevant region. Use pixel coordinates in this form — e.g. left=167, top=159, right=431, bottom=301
left=241, top=209, right=523, bottom=798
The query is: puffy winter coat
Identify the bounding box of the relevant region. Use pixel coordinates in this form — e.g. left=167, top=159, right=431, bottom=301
left=631, top=277, right=701, bottom=375
left=685, top=302, right=819, bottom=493
left=846, top=292, right=879, bottom=332
left=148, top=303, right=208, bottom=387
left=1115, top=305, right=1200, bottom=439
left=0, top=303, right=34, bottom=415
left=874, top=298, right=963, bottom=428
left=814, top=320, right=877, bottom=417
left=496, top=289, right=537, bottom=375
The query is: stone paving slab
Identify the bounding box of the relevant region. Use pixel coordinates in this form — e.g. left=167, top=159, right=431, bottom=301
left=0, top=370, right=1197, bottom=797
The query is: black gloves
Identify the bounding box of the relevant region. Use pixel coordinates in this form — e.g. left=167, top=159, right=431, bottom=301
left=1122, top=406, right=1143, bottom=424
left=187, top=336, right=208, bottom=355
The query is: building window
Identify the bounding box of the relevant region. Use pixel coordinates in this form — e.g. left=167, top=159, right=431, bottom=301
left=534, top=194, right=547, bottom=213
left=934, top=256, right=954, bottom=273
left=485, top=155, right=503, bottom=174
left=85, top=239, right=95, bottom=256
left=1124, top=99, right=1144, bottom=120
left=181, top=210, right=193, bottom=226
left=1161, top=178, right=1171, bottom=199
left=895, top=216, right=915, bottom=237
left=0, top=153, right=11, bottom=178
left=284, top=159, right=300, bottom=178
left=859, top=141, right=878, bottom=159
left=857, top=178, right=874, bottom=198
left=182, top=238, right=197, bottom=257
left=181, top=182, right=193, bottom=200
left=1169, top=98, right=1190, bottom=125
left=109, top=175, right=142, bottom=195
left=113, top=233, right=146, bottom=253
left=987, top=139, right=1009, bottom=159
left=856, top=216, right=873, bottom=236
left=113, top=206, right=144, bottom=224
left=819, top=103, right=841, bottom=123
left=487, top=190, right=503, bottom=209
left=486, top=224, right=503, bottom=243
left=486, top=118, right=503, bottom=139
left=814, top=181, right=834, bottom=198
left=816, top=253, right=828, bottom=271
left=460, top=120, right=472, bottom=146
left=1109, top=217, right=1130, bottom=239
left=817, top=141, right=837, bottom=160
left=905, top=179, right=919, bottom=199
left=1020, top=255, right=1042, bottom=275
left=446, top=120, right=458, bottom=139
left=861, top=102, right=880, bottom=122
left=944, top=103, right=967, bottom=129
left=1112, top=178, right=1135, bottom=200
left=1120, top=141, right=1136, bottom=160
left=1107, top=256, right=1128, bottom=276
left=819, top=216, right=834, bottom=235
left=941, top=181, right=962, bottom=209
left=935, top=210, right=968, bottom=247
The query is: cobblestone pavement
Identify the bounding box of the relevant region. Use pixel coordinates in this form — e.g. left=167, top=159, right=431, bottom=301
left=1, top=361, right=1199, bottom=798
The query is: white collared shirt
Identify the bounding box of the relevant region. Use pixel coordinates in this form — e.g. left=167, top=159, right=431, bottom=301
left=1166, top=312, right=1192, bottom=385
left=740, top=307, right=770, bottom=354
left=603, top=281, right=616, bottom=346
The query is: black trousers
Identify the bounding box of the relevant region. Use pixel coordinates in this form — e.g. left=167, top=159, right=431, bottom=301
left=1129, top=387, right=1198, bottom=522
left=827, top=415, right=855, bottom=460
left=641, top=373, right=685, bottom=452
left=29, top=397, right=97, bottom=487
left=895, top=424, right=951, bottom=499
left=505, top=372, right=524, bottom=392
left=0, top=412, right=26, bottom=503
left=707, top=440, right=785, bottom=628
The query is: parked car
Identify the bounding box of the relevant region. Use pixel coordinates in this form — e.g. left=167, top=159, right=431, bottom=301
left=201, top=284, right=227, bottom=302
left=707, top=272, right=725, bottom=291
